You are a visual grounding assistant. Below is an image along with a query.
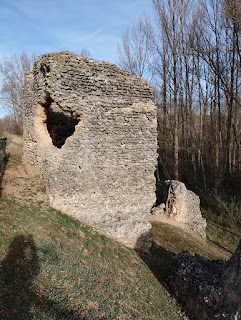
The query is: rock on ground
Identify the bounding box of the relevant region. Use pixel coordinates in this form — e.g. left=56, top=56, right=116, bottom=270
left=150, top=180, right=206, bottom=239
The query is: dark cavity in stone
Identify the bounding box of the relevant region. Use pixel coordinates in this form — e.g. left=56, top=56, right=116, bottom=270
left=42, top=93, right=80, bottom=148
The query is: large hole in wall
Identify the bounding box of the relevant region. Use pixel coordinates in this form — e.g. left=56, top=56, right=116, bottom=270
left=41, top=93, right=80, bottom=148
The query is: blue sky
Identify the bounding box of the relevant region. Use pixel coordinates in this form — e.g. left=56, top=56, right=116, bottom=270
left=0, top=0, right=153, bottom=117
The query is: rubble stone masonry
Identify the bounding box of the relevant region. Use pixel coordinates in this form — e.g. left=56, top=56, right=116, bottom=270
left=22, top=51, right=157, bottom=251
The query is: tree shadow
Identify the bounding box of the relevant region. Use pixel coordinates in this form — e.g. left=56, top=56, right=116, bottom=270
left=0, top=235, right=90, bottom=320
left=136, top=241, right=176, bottom=288
left=136, top=241, right=193, bottom=318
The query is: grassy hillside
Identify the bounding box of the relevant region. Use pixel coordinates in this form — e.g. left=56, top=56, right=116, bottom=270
left=0, top=135, right=186, bottom=320
left=0, top=135, right=230, bottom=320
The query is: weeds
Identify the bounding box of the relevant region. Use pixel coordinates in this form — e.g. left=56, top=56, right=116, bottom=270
left=202, top=197, right=241, bottom=253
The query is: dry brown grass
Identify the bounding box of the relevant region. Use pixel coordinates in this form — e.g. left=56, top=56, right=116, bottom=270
left=151, top=221, right=231, bottom=260
left=4, top=133, right=23, bottom=163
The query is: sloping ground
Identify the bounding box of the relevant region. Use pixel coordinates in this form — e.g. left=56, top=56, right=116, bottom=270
left=203, top=207, right=241, bottom=253
left=0, top=137, right=185, bottom=320
left=0, top=135, right=229, bottom=320
left=151, top=222, right=230, bottom=260
left=138, top=220, right=230, bottom=294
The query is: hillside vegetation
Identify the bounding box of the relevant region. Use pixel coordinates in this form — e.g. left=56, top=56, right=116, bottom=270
left=0, top=135, right=232, bottom=320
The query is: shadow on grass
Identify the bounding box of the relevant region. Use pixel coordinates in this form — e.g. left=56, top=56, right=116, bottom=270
left=0, top=235, right=90, bottom=320
left=136, top=241, right=192, bottom=318
left=136, top=241, right=176, bottom=286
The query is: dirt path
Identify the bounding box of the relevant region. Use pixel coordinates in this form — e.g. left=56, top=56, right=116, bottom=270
left=1, top=133, right=49, bottom=207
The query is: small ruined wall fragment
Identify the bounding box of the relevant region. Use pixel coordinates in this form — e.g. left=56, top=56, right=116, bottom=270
left=168, top=239, right=241, bottom=319
left=150, top=180, right=206, bottom=238
left=22, top=51, right=157, bottom=251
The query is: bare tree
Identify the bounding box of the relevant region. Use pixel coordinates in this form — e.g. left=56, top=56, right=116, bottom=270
left=151, top=0, right=192, bottom=180
left=0, top=115, right=22, bottom=135
left=80, top=48, right=92, bottom=57
left=117, top=17, right=151, bottom=78
left=200, top=0, right=240, bottom=171
left=117, top=0, right=241, bottom=198
left=0, top=51, right=35, bottom=125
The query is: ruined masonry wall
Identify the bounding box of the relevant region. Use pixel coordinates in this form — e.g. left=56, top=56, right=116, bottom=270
left=22, top=51, right=157, bottom=251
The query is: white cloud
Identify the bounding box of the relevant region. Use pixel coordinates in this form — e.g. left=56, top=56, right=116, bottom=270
left=0, top=0, right=153, bottom=65
left=52, top=27, right=104, bottom=47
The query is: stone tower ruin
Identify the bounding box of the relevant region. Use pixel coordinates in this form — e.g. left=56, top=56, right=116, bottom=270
left=22, top=51, right=157, bottom=251
left=22, top=52, right=157, bottom=249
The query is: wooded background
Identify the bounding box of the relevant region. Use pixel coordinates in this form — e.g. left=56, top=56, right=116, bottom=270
left=118, top=0, right=241, bottom=202
left=0, top=0, right=240, bottom=203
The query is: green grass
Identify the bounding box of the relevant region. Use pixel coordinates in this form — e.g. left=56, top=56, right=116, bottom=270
left=137, top=220, right=231, bottom=290
left=202, top=197, right=241, bottom=253
left=0, top=163, right=185, bottom=320
left=151, top=222, right=230, bottom=260
left=0, top=139, right=234, bottom=320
